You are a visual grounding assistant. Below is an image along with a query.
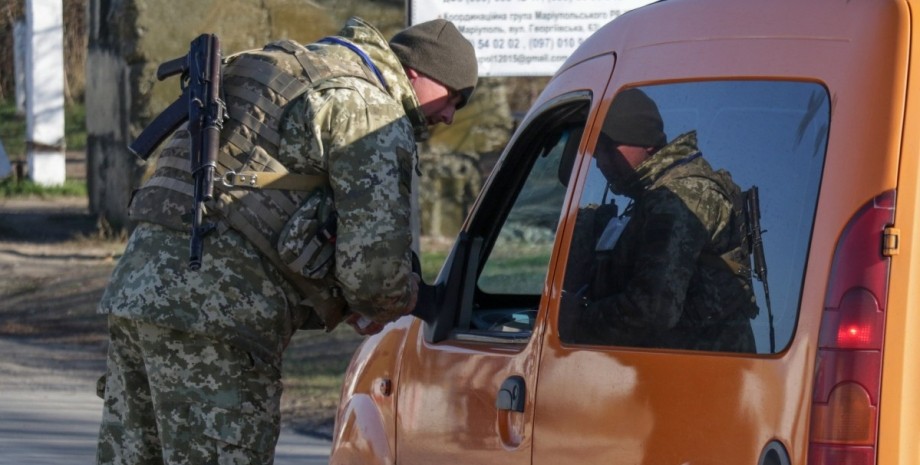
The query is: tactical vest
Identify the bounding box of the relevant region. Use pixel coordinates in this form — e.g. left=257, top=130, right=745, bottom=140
left=128, top=39, right=387, bottom=330
left=687, top=166, right=760, bottom=320
left=649, top=151, right=759, bottom=321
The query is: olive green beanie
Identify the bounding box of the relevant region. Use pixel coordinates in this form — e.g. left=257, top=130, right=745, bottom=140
left=389, top=19, right=479, bottom=108
left=603, top=88, right=667, bottom=148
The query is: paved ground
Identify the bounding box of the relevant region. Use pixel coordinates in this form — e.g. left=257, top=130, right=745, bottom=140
left=0, top=196, right=334, bottom=464
left=0, top=331, right=333, bottom=465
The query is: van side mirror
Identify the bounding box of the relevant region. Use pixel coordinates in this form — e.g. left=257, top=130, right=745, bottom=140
left=413, top=233, right=482, bottom=343
left=409, top=263, right=440, bottom=324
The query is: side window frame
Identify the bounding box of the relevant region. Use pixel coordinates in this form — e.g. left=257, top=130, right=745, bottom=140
left=423, top=92, right=593, bottom=344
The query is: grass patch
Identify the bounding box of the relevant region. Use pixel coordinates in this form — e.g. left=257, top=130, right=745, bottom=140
left=420, top=249, right=449, bottom=282
left=281, top=324, right=364, bottom=425
left=65, top=101, right=87, bottom=150
left=0, top=177, right=87, bottom=197
left=0, top=99, right=26, bottom=158
left=479, top=252, right=553, bottom=294
left=0, top=277, right=46, bottom=298
left=0, top=98, right=86, bottom=159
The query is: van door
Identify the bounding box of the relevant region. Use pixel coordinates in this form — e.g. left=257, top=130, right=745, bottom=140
left=394, top=54, right=615, bottom=464
left=533, top=80, right=831, bottom=464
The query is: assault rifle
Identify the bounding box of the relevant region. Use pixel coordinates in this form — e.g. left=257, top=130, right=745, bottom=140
left=129, top=34, right=226, bottom=271
left=744, top=185, right=775, bottom=353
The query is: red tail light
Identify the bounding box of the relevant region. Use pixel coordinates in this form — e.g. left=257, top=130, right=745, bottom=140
left=809, top=190, right=894, bottom=465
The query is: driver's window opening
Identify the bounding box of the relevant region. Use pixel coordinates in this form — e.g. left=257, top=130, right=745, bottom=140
left=457, top=100, right=589, bottom=341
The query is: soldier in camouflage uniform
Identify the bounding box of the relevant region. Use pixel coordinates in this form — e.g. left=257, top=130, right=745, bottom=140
left=95, top=17, right=477, bottom=465
left=575, top=88, right=758, bottom=353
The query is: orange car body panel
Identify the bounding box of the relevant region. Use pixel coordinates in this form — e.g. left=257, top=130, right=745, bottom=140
left=330, top=1, right=920, bottom=463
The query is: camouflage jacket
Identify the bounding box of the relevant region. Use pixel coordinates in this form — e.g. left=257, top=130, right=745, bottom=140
left=99, top=18, right=427, bottom=363
left=584, top=131, right=757, bottom=352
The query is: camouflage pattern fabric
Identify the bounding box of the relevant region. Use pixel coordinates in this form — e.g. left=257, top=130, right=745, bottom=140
left=278, top=62, right=418, bottom=323
left=102, top=17, right=426, bottom=353
left=99, top=223, right=296, bottom=363
left=125, top=17, right=424, bottom=331
left=98, top=17, right=429, bottom=464
left=277, top=20, right=424, bottom=322
left=97, top=316, right=280, bottom=465
left=579, top=131, right=758, bottom=352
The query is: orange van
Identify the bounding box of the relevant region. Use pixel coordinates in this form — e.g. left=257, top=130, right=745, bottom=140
left=329, top=0, right=920, bottom=463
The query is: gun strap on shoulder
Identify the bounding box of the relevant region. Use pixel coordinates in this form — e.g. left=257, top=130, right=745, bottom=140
left=155, top=153, right=325, bottom=192
left=221, top=170, right=327, bottom=191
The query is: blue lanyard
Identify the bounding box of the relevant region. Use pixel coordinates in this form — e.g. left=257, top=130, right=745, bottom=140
left=661, top=151, right=702, bottom=174
left=319, top=37, right=389, bottom=91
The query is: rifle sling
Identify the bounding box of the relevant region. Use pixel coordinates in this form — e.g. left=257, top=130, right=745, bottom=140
left=222, top=171, right=326, bottom=191
left=156, top=156, right=325, bottom=192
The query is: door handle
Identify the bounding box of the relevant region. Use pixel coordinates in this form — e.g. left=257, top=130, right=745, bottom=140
left=496, top=375, right=526, bottom=413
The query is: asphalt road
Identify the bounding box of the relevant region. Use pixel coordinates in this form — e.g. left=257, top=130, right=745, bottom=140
left=0, top=196, right=335, bottom=463
left=0, top=337, right=333, bottom=465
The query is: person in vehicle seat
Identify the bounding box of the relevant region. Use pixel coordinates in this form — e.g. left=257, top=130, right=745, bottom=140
left=575, top=88, right=758, bottom=352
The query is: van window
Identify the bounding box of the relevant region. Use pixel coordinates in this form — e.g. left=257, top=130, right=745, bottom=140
left=452, top=95, right=589, bottom=341
left=560, top=81, right=829, bottom=354
left=477, top=129, right=574, bottom=295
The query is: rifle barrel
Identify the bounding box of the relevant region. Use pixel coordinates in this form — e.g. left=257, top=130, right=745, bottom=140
left=185, top=33, right=223, bottom=270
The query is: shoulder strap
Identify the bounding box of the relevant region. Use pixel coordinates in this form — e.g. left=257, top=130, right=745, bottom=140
left=220, top=170, right=327, bottom=191
left=218, top=40, right=358, bottom=192
left=265, top=39, right=332, bottom=83
left=318, top=37, right=389, bottom=91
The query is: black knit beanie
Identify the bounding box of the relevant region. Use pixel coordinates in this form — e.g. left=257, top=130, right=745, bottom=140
left=602, top=88, right=667, bottom=148
left=389, top=19, right=478, bottom=108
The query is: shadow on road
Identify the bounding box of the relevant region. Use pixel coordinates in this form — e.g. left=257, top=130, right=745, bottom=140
left=0, top=197, right=101, bottom=243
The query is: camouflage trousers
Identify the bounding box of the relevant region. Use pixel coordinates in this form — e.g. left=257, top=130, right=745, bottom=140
left=96, top=315, right=283, bottom=465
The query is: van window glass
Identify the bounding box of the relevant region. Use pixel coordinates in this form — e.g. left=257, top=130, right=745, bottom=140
left=457, top=97, right=588, bottom=340
left=477, top=130, right=572, bottom=295
left=559, top=81, right=829, bottom=354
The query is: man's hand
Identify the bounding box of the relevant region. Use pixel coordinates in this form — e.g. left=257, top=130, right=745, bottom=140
left=345, top=313, right=386, bottom=336
left=345, top=273, right=421, bottom=336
